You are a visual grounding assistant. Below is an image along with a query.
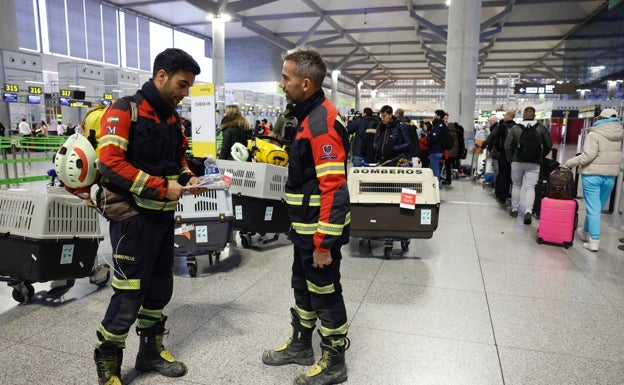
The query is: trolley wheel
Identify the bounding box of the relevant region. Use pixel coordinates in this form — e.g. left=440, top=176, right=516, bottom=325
left=240, top=233, right=252, bottom=248
left=187, top=257, right=198, bottom=278
left=187, top=263, right=197, bottom=278
left=90, top=264, right=111, bottom=286
left=563, top=242, right=571, bottom=249
left=401, top=240, right=410, bottom=251
left=384, top=246, right=392, bottom=260
left=537, top=237, right=544, bottom=244
left=12, top=283, right=34, bottom=303
left=47, top=279, right=75, bottom=298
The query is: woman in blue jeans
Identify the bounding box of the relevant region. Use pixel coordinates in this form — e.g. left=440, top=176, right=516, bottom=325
left=562, top=108, right=622, bottom=252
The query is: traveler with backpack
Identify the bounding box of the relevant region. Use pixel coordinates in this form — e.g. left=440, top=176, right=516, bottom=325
left=373, top=105, right=413, bottom=165
left=347, top=107, right=374, bottom=166
left=492, top=110, right=515, bottom=204
left=427, top=109, right=448, bottom=180
left=504, top=106, right=553, bottom=225
left=561, top=108, right=622, bottom=252
left=442, top=118, right=460, bottom=185
left=218, top=104, right=252, bottom=160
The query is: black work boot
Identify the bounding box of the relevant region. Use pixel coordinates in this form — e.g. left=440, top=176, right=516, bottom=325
left=135, top=316, right=187, bottom=377
left=293, top=333, right=349, bottom=385
left=262, top=308, right=315, bottom=366
left=94, top=342, right=123, bottom=385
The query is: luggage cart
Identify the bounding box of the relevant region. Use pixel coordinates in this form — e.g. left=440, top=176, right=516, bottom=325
left=348, top=167, right=441, bottom=259
left=216, top=160, right=291, bottom=248
left=0, top=189, right=109, bottom=303
left=174, top=188, right=234, bottom=277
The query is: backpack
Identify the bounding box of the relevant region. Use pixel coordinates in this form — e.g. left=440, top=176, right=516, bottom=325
left=441, top=125, right=454, bottom=150
left=494, top=122, right=508, bottom=152
left=406, top=124, right=421, bottom=157
left=547, top=168, right=576, bottom=199
left=281, top=116, right=298, bottom=144
left=516, top=123, right=542, bottom=162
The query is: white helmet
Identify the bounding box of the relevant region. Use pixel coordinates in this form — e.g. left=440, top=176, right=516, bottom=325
left=54, top=134, right=99, bottom=188
left=231, top=142, right=249, bottom=162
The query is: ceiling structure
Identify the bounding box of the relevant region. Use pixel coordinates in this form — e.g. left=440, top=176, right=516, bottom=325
left=103, top=0, right=618, bottom=91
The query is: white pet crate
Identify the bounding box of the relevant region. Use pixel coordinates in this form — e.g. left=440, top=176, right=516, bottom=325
left=216, top=160, right=288, bottom=201
left=0, top=189, right=104, bottom=295
left=347, top=167, right=441, bottom=258
left=174, top=188, right=234, bottom=277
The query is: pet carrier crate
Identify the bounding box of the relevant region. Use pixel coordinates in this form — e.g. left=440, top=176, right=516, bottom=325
left=348, top=167, right=440, bottom=259
left=0, top=189, right=108, bottom=303
left=174, top=187, right=234, bottom=277
left=216, top=160, right=291, bottom=248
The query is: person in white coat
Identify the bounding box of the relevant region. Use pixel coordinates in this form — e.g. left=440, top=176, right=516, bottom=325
left=562, top=108, right=623, bottom=251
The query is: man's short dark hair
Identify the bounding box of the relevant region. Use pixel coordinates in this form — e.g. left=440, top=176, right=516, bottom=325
left=435, top=109, right=445, bottom=118
left=282, top=46, right=327, bottom=87
left=153, top=48, right=201, bottom=78
left=380, top=105, right=393, bottom=115
left=363, top=107, right=373, bottom=116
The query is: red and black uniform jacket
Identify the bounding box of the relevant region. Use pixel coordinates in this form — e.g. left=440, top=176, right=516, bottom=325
left=285, top=90, right=351, bottom=252
left=98, top=80, right=194, bottom=217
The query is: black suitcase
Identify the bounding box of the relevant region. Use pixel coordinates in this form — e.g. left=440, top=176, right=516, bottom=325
left=533, top=180, right=548, bottom=219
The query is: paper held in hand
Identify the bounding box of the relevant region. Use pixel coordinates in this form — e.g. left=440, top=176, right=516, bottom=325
left=183, top=171, right=233, bottom=191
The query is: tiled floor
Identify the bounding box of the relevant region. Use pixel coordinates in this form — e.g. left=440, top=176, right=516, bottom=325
left=2, top=144, right=624, bottom=384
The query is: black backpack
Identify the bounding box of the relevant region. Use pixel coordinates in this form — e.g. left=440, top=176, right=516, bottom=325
left=516, top=124, right=542, bottom=162
left=441, top=125, right=454, bottom=150
left=406, top=124, right=421, bottom=157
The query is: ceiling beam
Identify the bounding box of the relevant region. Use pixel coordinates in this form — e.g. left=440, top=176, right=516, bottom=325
left=296, top=17, right=325, bottom=46
left=240, top=18, right=295, bottom=50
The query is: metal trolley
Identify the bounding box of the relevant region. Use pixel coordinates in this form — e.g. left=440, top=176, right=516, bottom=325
left=0, top=189, right=109, bottom=303
left=348, top=167, right=441, bottom=259
left=174, top=187, right=234, bottom=277
left=216, top=160, right=291, bottom=248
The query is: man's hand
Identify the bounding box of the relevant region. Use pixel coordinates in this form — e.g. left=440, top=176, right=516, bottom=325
left=312, top=250, right=332, bottom=269
left=185, top=176, right=208, bottom=196
left=165, top=180, right=185, bottom=200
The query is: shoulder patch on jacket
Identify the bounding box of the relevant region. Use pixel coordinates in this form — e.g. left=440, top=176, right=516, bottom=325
left=309, top=105, right=329, bottom=137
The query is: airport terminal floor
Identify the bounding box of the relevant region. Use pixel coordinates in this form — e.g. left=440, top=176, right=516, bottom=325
left=2, top=144, right=624, bottom=385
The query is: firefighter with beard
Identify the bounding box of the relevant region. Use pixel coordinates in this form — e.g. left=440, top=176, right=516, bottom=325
left=262, top=46, right=351, bottom=385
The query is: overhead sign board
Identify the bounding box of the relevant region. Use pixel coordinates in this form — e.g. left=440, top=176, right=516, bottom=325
left=514, top=83, right=576, bottom=95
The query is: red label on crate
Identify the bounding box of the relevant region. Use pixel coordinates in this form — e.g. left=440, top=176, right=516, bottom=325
left=221, top=171, right=233, bottom=186
left=400, top=188, right=417, bottom=210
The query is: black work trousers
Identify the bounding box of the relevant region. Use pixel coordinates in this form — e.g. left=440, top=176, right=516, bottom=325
left=291, top=243, right=348, bottom=337
left=100, top=212, right=175, bottom=339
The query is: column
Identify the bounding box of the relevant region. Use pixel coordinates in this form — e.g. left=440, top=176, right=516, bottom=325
left=354, top=81, right=361, bottom=112
left=444, top=0, right=481, bottom=133
left=0, top=0, right=19, bottom=130
left=331, top=70, right=340, bottom=105
left=212, top=16, right=226, bottom=93
left=370, top=90, right=378, bottom=110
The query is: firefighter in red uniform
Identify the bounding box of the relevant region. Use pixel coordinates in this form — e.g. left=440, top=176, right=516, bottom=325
left=93, top=48, right=203, bottom=385
left=262, top=47, right=351, bottom=385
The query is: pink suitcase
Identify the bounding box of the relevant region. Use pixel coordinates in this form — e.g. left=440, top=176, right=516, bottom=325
left=537, top=197, right=578, bottom=248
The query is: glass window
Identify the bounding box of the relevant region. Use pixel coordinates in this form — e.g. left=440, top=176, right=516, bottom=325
left=46, top=0, right=68, bottom=55
left=85, top=0, right=102, bottom=62
left=67, top=0, right=86, bottom=58
left=102, top=3, right=118, bottom=65
left=17, top=0, right=38, bottom=50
